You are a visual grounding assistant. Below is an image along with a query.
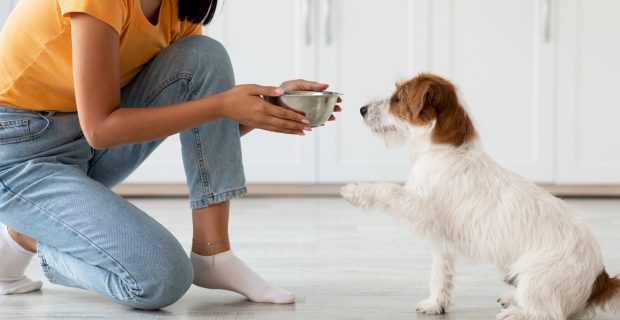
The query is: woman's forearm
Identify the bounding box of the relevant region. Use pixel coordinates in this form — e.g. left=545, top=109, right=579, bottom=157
left=85, top=95, right=227, bottom=149
left=239, top=125, right=254, bottom=137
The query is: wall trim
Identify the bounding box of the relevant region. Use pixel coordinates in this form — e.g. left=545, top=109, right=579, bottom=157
left=113, top=183, right=620, bottom=198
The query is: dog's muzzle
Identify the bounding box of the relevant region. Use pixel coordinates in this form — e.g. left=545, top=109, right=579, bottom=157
left=360, top=106, right=368, bottom=117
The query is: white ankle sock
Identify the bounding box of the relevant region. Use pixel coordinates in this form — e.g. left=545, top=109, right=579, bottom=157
left=191, top=250, right=294, bottom=304
left=0, top=225, right=43, bottom=295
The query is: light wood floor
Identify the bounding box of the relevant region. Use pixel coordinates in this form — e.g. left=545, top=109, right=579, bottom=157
left=1, top=197, right=619, bottom=319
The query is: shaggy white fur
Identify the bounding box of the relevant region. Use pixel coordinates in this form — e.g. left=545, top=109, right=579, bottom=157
left=342, top=75, right=620, bottom=320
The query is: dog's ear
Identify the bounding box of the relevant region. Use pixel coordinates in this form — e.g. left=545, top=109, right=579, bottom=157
left=390, top=81, right=437, bottom=127
left=398, top=74, right=476, bottom=147
left=427, top=80, right=476, bottom=147
left=404, top=80, right=439, bottom=125
left=392, top=78, right=443, bottom=126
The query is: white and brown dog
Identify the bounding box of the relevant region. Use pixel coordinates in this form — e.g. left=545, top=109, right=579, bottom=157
left=341, top=73, right=620, bottom=320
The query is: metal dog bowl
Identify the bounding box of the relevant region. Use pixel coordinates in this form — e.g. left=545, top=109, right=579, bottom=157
left=263, top=91, right=342, bottom=127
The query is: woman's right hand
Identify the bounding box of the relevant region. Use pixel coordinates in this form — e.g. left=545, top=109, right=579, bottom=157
left=218, top=84, right=311, bottom=135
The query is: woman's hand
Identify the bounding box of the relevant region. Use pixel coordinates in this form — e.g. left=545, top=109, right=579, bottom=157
left=219, top=84, right=311, bottom=135
left=280, top=79, right=343, bottom=123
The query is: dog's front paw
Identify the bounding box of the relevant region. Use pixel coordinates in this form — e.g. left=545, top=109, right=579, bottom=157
left=416, top=298, right=446, bottom=315
left=341, top=183, right=376, bottom=209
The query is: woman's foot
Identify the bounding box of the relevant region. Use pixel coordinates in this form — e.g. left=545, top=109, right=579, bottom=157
left=191, top=250, right=295, bottom=304
left=0, top=225, right=42, bottom=295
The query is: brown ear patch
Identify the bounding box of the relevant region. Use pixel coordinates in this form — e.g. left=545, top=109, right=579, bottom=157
left=389, top=81, right=437, bottom=126
left=390, top=73, right=476, bottom=147
left=588, top=269, right=620, bottom=307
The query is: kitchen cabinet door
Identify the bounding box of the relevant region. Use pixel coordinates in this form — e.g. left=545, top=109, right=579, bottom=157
left=556, top=0, right=620, bottom=184
left=0, top=1, right=16, bottom=27
left=428, top=0, right=556, bottom=183
left=317, top=0, right=430, bottom=182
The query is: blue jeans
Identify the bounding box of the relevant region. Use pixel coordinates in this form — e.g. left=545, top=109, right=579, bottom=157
left=0, top=36, right=246, bottom=310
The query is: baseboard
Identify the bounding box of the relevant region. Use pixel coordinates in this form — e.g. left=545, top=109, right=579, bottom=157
left=540, top=185, right=620, bottom=197
left=113, top=183, right=620, bottom=198
left=112, top=184, right=342, bottom=197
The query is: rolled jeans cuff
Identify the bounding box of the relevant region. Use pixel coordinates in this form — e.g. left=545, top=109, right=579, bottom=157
left=190, top=186, right=248, bottom=210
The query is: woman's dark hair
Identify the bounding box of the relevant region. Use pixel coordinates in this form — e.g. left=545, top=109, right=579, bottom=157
left=178, top=0, right=218, bottom=25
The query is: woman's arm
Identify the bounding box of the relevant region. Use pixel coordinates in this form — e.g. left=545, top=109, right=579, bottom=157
left=71, top=14, right=310, bottom=149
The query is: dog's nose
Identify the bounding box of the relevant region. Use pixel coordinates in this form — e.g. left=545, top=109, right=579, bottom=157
left=360, top=106, right=368, bottom=117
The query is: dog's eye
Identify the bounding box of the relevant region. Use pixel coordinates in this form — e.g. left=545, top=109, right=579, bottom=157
left=391, top=95, right=401, bottom=103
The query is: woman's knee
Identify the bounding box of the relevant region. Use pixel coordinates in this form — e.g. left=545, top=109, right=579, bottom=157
left=124, top=249, right=194, bottom=310
left=172, top=36, right=235, bottom=91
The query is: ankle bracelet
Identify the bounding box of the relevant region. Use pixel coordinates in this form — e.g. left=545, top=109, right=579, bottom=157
left=192, top=239, right=229, bottom=247
left=192, top=239, right=230, bottom=265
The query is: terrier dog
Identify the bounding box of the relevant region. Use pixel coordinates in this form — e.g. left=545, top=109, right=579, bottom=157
left=341, top=73, right=620, bottom=320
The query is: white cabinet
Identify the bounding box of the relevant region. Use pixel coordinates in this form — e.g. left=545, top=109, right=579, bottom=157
left=208, top=0, right=319, bottom=183
left=1, top=1, right=17, bottom=27
left=317, top=0, right=428, bottom=182
left=556, top=0, right=620, bottom=184
left=428, top=0, right=556, bottom=182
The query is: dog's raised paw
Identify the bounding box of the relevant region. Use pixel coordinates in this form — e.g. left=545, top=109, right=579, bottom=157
left=340, top=183, right=358, bottom=201
left=416, top=299, right=446, bottom=315
left=340, top=183, right=373, bottom=208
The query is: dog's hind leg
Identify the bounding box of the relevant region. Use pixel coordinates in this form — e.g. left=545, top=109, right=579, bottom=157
left=569, top=307, right=595, bottom=320
left=416, top=248, right=456, bottom=315
left=498, top=271, right=519, bottom=308
left=496, top=306, right=553, bottom=320
left=496, top=291, right=561, bottom=320
left=498, top=292, right=515, bottom=309
left=499, top=270, right=584, bottom=320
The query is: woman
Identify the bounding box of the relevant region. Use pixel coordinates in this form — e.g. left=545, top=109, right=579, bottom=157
left=0, top=0, right=340, bottom=309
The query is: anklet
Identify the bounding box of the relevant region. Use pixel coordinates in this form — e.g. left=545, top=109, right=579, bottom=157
left=192, top=239, right=230, bottom=264
left=192, top=239, right=229, bottom=247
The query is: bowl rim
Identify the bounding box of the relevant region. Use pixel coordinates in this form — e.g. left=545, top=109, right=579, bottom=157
left=283, top=90, right=343, bottom=97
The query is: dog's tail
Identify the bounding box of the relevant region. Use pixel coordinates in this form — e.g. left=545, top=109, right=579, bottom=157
left=588, top=269, right=620, bottom=313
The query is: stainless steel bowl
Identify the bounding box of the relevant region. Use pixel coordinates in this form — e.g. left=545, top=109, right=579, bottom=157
left=263, top=91, right=342, bottom=128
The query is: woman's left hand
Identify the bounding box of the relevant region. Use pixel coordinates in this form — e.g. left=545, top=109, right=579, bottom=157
left=280, top=79, right=343, bottom=122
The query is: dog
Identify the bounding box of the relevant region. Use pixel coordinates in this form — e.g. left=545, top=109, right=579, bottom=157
left=341, top=73, right=620, bottom=320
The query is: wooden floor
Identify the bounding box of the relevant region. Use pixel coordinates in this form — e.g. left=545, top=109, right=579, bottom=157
left=1, top=197, right=619, bottom=319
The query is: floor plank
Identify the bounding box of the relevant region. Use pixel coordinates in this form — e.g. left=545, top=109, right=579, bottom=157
left=1, top=197, right=619, bottom=319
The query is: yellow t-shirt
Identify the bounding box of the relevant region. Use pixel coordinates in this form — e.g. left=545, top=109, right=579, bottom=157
left=0, top=0, right=203, bottom=112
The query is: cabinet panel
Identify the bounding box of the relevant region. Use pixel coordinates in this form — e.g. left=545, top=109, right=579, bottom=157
left=317, top=0, right=429, bottom=182
left=429, top=0, right=555, bottom=182
left=0, top=1, right=15, bottom=27
left=557, top=0, right=620, bottom=184
left=215, top=0, right=318, bottom=183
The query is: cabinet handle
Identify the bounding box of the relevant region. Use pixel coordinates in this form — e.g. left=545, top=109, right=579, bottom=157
left=323, top=0, right=333, bottom=46
left=542, top=0, right=551, bottom=42
left=304, top=0, right=313, bottom=46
